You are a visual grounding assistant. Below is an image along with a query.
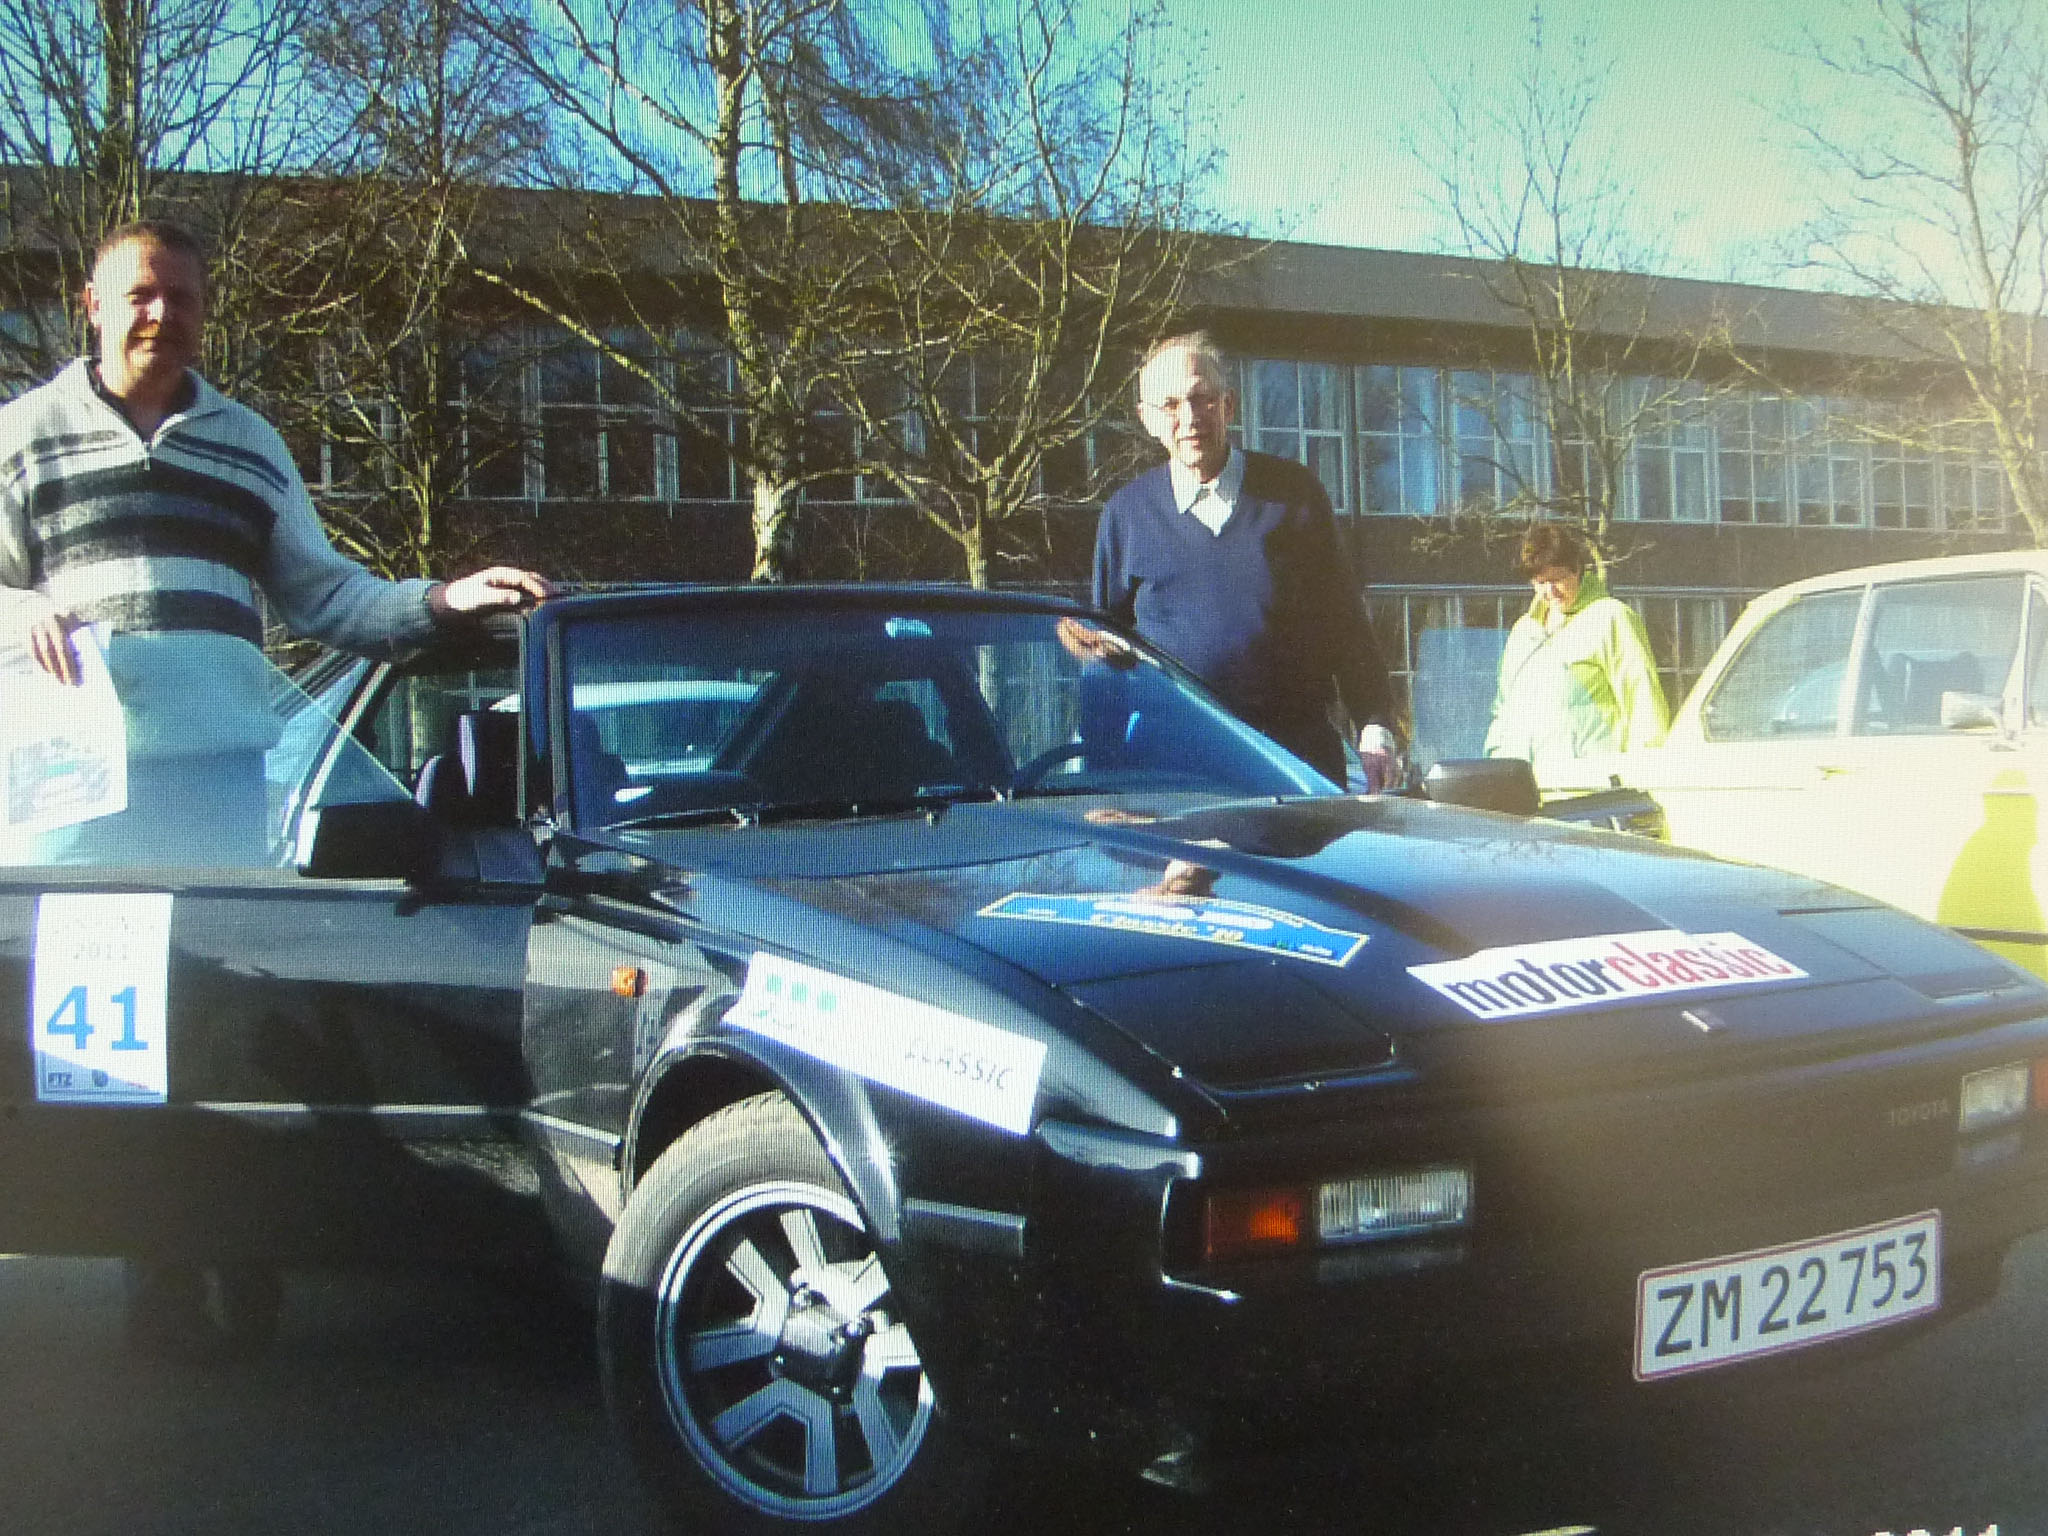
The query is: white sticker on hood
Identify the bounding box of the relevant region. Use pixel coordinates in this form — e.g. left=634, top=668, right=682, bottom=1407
left=1408, top=928, right=1806, bottom=1019
left=728, top=953, right=1046, bottom=1135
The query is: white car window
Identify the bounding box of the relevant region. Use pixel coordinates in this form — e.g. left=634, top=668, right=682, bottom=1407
left=1859, top=575, right=2022, bottom=735
left=1701, top=589, right=1863, bottom=741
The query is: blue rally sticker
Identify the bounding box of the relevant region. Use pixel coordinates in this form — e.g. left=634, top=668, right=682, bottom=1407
left=978, top=891, right=1368, bottom=967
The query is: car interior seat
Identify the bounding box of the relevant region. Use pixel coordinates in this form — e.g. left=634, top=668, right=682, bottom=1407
left=845, top=697, right=960, bottom=795
left=414, top=710, right=521, bottom=825
left=1894, top=652, right=1982, bottom=730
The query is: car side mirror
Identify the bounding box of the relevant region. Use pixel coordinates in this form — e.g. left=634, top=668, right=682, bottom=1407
left=297, top=799, right=545, bottom=887
left=1939, top=691, right=2001, bottom=731
left=295, top=799, right=433, bottom=879
left=1419, top=757, right=1541, bottom=816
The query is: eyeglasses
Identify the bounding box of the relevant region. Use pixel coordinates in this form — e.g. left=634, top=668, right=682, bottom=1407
left=1142, top=390, right=1224, bottom=418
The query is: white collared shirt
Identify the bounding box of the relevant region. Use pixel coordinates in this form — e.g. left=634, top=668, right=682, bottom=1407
left=1168, top=447, right=1244, bottom=536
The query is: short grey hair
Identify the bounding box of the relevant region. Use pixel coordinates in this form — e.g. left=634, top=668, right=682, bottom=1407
left=1137, top=331, right=1229, bottom=404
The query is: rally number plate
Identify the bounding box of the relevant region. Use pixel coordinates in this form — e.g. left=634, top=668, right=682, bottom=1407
left=1634, top=1211, right=1941, bottom=1381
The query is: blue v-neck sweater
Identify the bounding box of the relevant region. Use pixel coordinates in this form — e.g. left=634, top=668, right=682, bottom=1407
left=1092, top=451, right=1395, bottom=759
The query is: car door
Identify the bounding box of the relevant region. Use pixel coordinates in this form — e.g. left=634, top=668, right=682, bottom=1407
left=1632, top=584, right=1873, bottom=885
left=1792, top=572, right=2032, bottom=943
left=0, top=640, right=548, bottom=1268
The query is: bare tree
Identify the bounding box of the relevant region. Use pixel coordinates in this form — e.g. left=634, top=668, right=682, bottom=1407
left=479, top=0, right=947, bottom=582
left=1788, top=0, right=2048, bottom=545
left=1413, top=7, right=1718, bottom=553
left=236, top=0, right=551, bottom=580
left=0, top=0, right=318, bottom=388
left=822, top=0, right=1215, bottom=588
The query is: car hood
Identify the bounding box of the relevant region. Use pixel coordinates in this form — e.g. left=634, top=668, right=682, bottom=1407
left=622, top=795, right=2038, bottom=1095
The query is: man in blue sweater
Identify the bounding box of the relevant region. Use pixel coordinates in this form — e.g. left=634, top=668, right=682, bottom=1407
left=1091, top=332, right=1402, bottom=789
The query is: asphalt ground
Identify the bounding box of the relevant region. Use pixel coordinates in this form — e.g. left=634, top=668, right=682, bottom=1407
left=3, top=1234, right=2046, bottom=1536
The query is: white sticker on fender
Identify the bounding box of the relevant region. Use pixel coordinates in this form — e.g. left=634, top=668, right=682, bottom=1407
left=729, top=953, right=1046, bottom=1135
left=1408, top=928, right=1807, bottom=1020
left=31, top=892, right=174, bottom=1103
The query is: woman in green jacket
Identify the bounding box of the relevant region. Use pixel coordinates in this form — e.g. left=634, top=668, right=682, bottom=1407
left=1484, top=522, right=1669, bottom=789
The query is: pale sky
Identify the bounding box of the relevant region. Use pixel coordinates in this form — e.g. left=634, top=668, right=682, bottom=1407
left=1168, top=0, right=1839, bottom=286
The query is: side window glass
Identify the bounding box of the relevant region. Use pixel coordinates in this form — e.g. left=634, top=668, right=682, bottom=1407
left=0, top=647, right=398, bottom=871
left=1860, top=575, right=2022, bottom=735
left=1700, top=590, right=1862, bottom=742
left=356, top=661, right=520, bottom=787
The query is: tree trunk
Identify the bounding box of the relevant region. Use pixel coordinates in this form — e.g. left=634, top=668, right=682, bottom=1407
left=750, top=476, right=799, bottom=583
left=963, top=524, right=989, bottom=589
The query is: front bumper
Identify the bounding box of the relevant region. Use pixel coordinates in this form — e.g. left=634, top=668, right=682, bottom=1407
left=960, top=1021, right=2048, bottom=1470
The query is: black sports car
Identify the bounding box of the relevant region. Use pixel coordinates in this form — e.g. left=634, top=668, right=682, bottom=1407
left=6, top=583, right=2048, bottom=1532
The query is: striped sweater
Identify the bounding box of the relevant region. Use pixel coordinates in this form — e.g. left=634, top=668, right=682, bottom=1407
left=0, top=360, right=436, bottom=757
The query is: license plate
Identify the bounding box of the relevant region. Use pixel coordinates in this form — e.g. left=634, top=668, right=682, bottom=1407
left=1634, top=1211, right=1942, bottom=1381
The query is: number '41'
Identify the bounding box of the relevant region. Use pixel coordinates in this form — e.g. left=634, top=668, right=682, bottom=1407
left=41, top=985, right=146, bottom=1051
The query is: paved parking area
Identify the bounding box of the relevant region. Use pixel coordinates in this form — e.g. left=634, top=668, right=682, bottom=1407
left=3, top=1236, right=2046, bottom=1535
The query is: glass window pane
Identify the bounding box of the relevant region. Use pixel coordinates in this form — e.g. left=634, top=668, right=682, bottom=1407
left=1301, top=363, right=1341, bottom=432
left=1832, top=456, right=1864, bottom=525
left=1400, top=368, right=1438, bottom=432
left=1357, top=366, right=1399, bottom=434
left=1719, top=452, right=1752, bottom=521
left=1702, top=590, right=1863, bottom=741
left=1256, top=360, right=1299, bottom=430
left=1404, top=439, right=1440, bottom=515
left=607, top=422, right=659, bottom=498
left=1451, top=372, right=1490, bottom=438
left=1458, top=451, right=1494, bottom=507
left=676, top=433, right=731, bottom=499
left=1752, top=456, right=1787, bottom=522
left=1636, top=448, right=1671, bottom=521
left=467, top=424, right=527, bottom=498
left=1362, top=438, right=1400, bottom=513
left=1865, top=575, right=2022, bottom=732
left=541, top=344, right=598, bottom=404
left=1674, top=450, right=1708, bottom=520
left=603, top=350, right=657, bottom=410
left=1307, top=436, right=1346, bottom=509
left=544, top=418, right=599, bottom=498
left=1797, top=458, right=1831, bottom=525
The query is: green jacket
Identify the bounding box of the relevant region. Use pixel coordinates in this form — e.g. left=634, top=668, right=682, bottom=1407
left=1483, top=568, right=1669, bottom=789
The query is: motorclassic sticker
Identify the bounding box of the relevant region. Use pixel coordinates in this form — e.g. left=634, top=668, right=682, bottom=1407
left=728, top=953, right=1047, bottom=1135
left=977, top=891, right=1370, bottom=968
left=1408, top=928, right=1807, bottom=1020
left=31, top=891, right=174, bottom=1104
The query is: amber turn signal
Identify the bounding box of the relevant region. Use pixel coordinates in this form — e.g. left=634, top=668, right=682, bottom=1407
left=1202, top=1186, right=1308, bottom=1263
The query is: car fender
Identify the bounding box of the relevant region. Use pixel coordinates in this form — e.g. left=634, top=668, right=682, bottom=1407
left=625, top=1003, right=906, bottom=1250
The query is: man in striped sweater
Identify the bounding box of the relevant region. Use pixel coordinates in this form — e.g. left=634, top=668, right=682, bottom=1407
left=0, top=219, right=548, bottom=865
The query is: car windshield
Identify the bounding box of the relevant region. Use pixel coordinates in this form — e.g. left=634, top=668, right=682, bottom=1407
left=558, top=603, right=1332, bottom=828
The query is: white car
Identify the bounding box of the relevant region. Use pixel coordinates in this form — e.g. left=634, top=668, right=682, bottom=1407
left=1559, top=550, right=2048, bottom=980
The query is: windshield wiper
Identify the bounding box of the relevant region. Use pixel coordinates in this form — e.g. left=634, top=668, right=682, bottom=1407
left=604, top=805, right=760, bottom=831
left=606, top=784, right=1003, bottom=831
left=750, top=785, right=1004, bottom=824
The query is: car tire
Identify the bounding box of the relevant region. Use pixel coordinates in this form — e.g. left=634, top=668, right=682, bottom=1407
left=599, top=1091, right=987, bottom=1534
left=124, top=1260, right=283, bottom=1364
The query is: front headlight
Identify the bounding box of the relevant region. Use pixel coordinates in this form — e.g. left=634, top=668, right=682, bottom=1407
left=1202, top=1164, right=1473, bottom=1262
left=1959, top=1062, right=2032, bottom=1135
left=1319, top=1166, right=1472, bottom=1244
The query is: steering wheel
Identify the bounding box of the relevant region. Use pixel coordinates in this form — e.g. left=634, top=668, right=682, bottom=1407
left=1009, top=742, right=1091, bottom=794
